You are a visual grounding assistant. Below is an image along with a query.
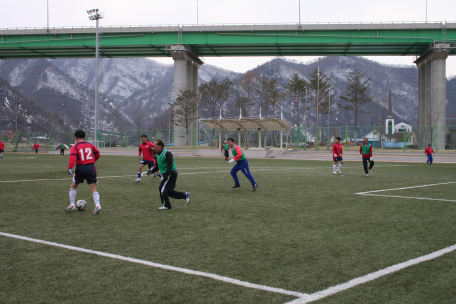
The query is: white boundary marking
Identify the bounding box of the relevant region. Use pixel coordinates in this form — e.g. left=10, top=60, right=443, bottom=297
left=0, top=165, right=409, bottom=183
left=286, top=243, right=456, bottom=303
left=355, top=182, right=456, bottom=203
left=0, top=232, right=307, bottom=299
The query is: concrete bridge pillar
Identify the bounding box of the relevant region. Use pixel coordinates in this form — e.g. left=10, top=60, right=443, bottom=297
left=415, top=43, right=452, bottom=150
left=168, top=45, right=203, bottom=147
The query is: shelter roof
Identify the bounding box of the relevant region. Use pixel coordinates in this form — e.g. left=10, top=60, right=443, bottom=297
left=200, top=118, right=291, bottom=131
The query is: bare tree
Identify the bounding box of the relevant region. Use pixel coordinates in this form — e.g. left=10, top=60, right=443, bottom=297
left=240, top=70, right=257, bottom=117
left=170, top=90, right=199, bottom=145
left=134, top=103, right=147, bottom=143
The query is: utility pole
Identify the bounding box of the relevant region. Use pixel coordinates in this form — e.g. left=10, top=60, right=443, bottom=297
left=327, top=91, right=331, bottom=151
left=15, top=100, right=18, bottom=152
left=304, top=88, right=307, bottom=150
left=315, top=66, right=319, bottom=150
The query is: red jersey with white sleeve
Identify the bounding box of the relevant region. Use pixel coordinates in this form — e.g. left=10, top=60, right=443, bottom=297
left=68, top=141, right=100, bottom=169
left=0, top=142, right=4, bottom=150
left=424, top=147, right=434, bottom=155
left=33, top=143, right=40, bottom=150
left=138, top=141, right=155, bottom=161
left=332, top=143, right=343, bottom=157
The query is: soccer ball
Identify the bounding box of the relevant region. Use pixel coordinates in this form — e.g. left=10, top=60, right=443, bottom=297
left=75, top=200, right=87, bottom=211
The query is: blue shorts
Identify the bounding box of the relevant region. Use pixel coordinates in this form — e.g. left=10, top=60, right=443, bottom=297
left=0, top=150, right=3, bottom=153
left=35, top=149, right=38, bottom=153
left=140, top=159, right=156, bottom=169
left=333, top=156, right=343, bottom=162
left=73, top=164, right=97, bottom=184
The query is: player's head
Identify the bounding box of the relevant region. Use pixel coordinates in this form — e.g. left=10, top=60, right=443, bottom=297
left=335, top=136, right=341, bottom=143
left=363, top=137, right=368, bottom=144
left=154, top=139, right=164, bottom=153
left=428, top=144, right=431, bottom=147
left=224, top=141, right=227, bottom=144
left=74, top=130, right=86, bottom=139
left=227, top=137, right=235, bottom=148
left=141, top=135, right=148, bottom=144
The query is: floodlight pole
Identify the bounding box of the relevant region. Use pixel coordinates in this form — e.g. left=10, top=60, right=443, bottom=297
left=327, top=91, right=330, bottom=151
left=315, top=66, right=319, bottom=151
left=47, top=0, right=49, bottom=31
left=87, top=9, right=104, bottom=147
left=299, top=0, right=300, bottom=25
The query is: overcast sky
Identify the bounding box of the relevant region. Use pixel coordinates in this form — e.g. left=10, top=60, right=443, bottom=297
left=1, top=0, right=455, bottom=77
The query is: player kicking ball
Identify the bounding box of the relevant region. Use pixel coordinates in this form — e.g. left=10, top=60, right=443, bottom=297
left=136, top=135, right=162, bottom=182
left=332, top=136, right=343, bottom=174
left=66, top=130, right=102, bottom=214
left=227, top=137, right=258, bottom=191
left=360, top=137, right=374, bottom=177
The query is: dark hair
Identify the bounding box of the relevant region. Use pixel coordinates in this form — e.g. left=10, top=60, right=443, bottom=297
left=428, top=144, right=431, bottom=146
left=141, top=135, right=147, bottom=139
left=336, top=137, right=341, bottom=141
left=227, top=137, right=235, bottom=142
left=74, top=130, right=86, bottom=139
left=155, top=139, right=164, bottom=147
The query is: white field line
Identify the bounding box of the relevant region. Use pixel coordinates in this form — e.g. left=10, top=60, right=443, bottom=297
left=0, top=232, right=307, bottom=299
left=0, top=165, right=409, bottom=183
left=286, top=243, right=456, bottom=304
left=355, top=181, right=456, bottom=195
left=358, top=194, right=456, bottom=203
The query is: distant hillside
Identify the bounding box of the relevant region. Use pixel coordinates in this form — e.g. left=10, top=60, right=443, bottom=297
left=0, top=77, right=65, bottom=134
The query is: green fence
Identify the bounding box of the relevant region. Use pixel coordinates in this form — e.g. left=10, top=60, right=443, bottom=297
left=2, top=125, right=456, bottom=152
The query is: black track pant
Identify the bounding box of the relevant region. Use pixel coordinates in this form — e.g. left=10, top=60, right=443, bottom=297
left=60, top=149, right=65, bottom=156
left=362, top=157, right=374, bottom=174
left=158, top=171, right=186, bottom=209
left=224, top=150, right=229, bottom=160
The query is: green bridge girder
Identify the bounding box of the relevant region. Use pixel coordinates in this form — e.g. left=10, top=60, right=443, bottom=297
left=0, top=24, right=455, bottom=59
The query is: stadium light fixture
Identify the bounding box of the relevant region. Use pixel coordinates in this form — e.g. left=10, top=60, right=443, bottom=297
left=87, top=8, right=104, bottom=147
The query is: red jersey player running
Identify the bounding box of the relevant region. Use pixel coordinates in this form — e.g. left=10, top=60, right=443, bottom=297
left=67, top=130, right=102, bottom=214
left=424, top=144, right=435, bottom=165
left=0, top=139, right=4, bottom=158
left=33, top=142, right=40, bottom=156
left=136, top=135, right=162, bottom=182
left=332, top=137, right=343, bottom=174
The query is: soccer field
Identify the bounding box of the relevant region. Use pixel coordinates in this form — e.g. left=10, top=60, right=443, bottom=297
left=1, top=154, right=455, bottom=303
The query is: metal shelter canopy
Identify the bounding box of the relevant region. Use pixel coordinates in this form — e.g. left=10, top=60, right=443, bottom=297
left=200, top=117, right=291, bottom=132
left=200, top=117, right=291, bottom=149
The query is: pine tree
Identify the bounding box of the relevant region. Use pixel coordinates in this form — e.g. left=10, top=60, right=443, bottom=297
left=169, top=90, right=198, bottom=145
left=338, top=66, right=373, bottom=139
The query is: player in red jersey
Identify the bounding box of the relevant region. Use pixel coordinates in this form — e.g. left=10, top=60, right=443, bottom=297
left=67, top=130, right=102, bottom=214
left=0, top=139, right=4, bottom=158
left=33, top=142, right=40, bottom=156
left=332, top=137, right=343, bottom=174
left=136, top=135, right=162, bottom=182
left=424, top=144, right=435, bottom=165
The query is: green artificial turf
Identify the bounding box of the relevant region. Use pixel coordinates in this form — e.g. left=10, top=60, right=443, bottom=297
left=0, top=153, right=455, bottom=303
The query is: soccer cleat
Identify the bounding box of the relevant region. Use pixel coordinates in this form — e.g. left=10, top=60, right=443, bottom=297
left=186, top=192, right=191, bottom=205
left=332, top=172, right=337, bottom=174
left=365, top=174, right=369, bottom=177
left=66, top=204, right=75, bottom=211
left=369, top=169, right=372, bottom=173
left=252, top=184, right=258, bottom=191
left=232, top=185, right=240, bottom=188
left=135, top=178, right=141, bottom=182
left=93, top=206, right=101, bottom=214
left=159, top=206, right=169, bottom=210
left=336, top=170, right=341, bottom=174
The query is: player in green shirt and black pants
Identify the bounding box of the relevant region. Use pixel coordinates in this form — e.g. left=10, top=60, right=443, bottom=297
left=60, top=142, right=65, bottom=157
left=148, top=139, right=190, bottom=209
left=221, top=141, right=229, bottom=161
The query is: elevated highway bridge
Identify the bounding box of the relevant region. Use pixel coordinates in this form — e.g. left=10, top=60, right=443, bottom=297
left=1, top=22, right=455, bottom=148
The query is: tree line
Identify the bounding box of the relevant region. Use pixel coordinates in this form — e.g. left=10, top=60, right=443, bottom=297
left=170, top=66, right=373, bottom=139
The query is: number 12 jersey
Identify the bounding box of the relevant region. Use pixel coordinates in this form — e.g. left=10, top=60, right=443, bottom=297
left=68, top=141, right=100, bottom=168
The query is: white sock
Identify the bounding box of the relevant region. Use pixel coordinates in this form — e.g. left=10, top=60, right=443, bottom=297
left=69, top=189, right=77, bottom=206
left=333, top=164, right=336, bottom=172
left=93, top=192, right=100, bottom=208
left=337, top=164, right=342, bottom=170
